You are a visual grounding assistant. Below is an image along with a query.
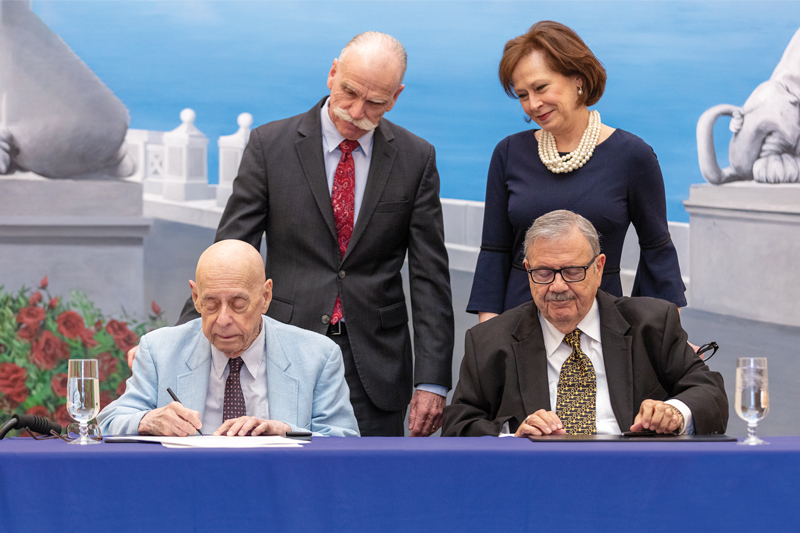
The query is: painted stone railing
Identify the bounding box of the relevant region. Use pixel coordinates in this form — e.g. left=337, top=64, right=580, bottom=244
left=124, top=111, right=689, bottom=283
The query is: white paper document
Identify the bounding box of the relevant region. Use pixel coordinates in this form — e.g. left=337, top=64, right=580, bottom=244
left=106, top=435, right=305, bottom=448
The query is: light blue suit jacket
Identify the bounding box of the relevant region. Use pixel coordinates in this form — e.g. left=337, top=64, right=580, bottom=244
left=97, top=316, right=359, bottom=437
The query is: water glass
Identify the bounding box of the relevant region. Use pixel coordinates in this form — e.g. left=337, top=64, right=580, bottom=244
left=66, top=359, right=101, bottom=445
left=735, top=357, right=769, bottom=445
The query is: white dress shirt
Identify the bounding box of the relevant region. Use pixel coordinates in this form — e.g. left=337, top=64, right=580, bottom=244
left=502, top=297, right=694, bottom=435
left=320, top=97, right=375, bottom=223
left=320, top=98, right=446, bottom=398
left=539, top=299, right=622, bottom=434
left=202, top=325, right=269, bottom=434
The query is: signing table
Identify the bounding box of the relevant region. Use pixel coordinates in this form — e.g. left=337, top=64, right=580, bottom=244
left=2, top=436, right=799, bottom=532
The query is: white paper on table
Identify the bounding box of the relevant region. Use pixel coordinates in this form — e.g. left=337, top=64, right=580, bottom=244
left=113, top=435, right=305, bottom=448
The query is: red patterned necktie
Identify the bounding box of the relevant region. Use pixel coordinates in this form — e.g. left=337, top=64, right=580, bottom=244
left=222, top=357, right=246, bottom=421
left=330, top=139, right=359, bottom=325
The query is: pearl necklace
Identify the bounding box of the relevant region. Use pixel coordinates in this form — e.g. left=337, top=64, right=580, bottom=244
left=538, top=110, right=601, bottom=174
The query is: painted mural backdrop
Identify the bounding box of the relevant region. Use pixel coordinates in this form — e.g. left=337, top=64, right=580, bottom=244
left=29, top=0, right=800, bottom=222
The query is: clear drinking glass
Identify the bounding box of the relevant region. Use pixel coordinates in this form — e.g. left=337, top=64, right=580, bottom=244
left=735, top=357, right=769, bottom=445
left=66, top=359, right=101, bottom=445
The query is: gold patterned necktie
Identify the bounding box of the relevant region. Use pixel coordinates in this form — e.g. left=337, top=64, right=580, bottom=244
left=555, top=328, right=597, bottom=434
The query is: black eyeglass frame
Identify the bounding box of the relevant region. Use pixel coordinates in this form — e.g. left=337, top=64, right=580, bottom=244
left=696, top=341, right=719, bottom=362
left=526, top=256, right=599, bottom=285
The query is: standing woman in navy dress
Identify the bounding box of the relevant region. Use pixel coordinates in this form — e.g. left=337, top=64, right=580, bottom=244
left=468, top=21, right=686, bottom=322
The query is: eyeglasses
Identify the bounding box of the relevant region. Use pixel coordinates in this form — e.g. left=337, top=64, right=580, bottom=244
left=526, top=256, right=598, bottom=284
left=697, top=342, right=719, bottom=362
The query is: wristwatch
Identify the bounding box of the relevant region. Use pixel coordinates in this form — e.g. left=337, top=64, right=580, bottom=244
left=668, top=405, right=685, bottom=434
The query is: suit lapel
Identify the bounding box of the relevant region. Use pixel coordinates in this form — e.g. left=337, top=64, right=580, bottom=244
left=263, top=317, right=299, bottom=425
left=176, top=334, right=212, bottom=418
left=296, top=99, right=338, bottom=242
left=597, top=291, right=634, bottom=430
left=346, top=121, right=397, bottom=261
left=512, top=305, right=552, bottom=416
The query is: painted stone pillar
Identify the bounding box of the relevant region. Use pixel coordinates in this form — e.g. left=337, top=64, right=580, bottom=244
left=684, top=183, right=800, bottom=327
left=161, top=109, right=211, bottom=202
left=0, top=175, right=152, bottom=317
left=216, top=112, right=252, bottom=208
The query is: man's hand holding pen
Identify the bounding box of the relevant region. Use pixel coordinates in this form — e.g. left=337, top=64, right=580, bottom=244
left=138, top=402, right=203, bottom=437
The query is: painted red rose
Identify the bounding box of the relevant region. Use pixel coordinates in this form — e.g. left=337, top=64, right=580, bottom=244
left=79, top=328, right=98, bottom=348
left=94, top=320, right=103, bottom=331
left=105, top=319, right=128, bottom=338
left=100, top=390, right=114, bottom=409
left=17, top=306, right=46, bottom=327
left=30, top=331, right=70, bottom=370
left=98, top=352, right=118, bottom=381
left=116, top=381, right=127, bottom=397
left=53, top=404, right=72, bottom=427
left=29, top=291, right=42, bottom=305
left=56, top=311, right=85, bottom=339
left=27, top=405, right=51, bottom=418
left=0, top=363, right=29, bottom=404
left=48, top=296, right=59, bottom=310
left=152, top=301, right=162, bottom=316
left=116, top=330, right=138, bottom=352
left=106, top=320, right=138, bottom=352
left=51, top=373, right=68, bottom=398
left=39, top=275, right=48, bottom=289
left=17, top=324, right=39, bottom=341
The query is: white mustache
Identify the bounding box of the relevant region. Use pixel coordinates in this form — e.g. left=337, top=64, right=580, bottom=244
left=545, top=292, right=575, bottom=302
left=333, top=106, right=379, bottom=132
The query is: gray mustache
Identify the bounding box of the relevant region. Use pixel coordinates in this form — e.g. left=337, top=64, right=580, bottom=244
left=545, top=292, right=575, bottom=302
left=332, top=106, right=378, bottom=132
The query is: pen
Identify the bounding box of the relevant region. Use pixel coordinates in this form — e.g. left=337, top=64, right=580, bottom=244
left=166, top=387, right=203, bottom=436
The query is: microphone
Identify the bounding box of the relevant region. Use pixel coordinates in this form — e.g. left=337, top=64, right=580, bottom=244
left=0, top=414, right=63, bottom=439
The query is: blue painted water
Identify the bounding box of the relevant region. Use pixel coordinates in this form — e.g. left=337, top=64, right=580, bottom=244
left=33, top=1, right=800, bottom=222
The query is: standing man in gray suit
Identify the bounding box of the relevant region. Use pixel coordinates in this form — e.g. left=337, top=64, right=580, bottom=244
left=175, top=32, right=454, bottom=436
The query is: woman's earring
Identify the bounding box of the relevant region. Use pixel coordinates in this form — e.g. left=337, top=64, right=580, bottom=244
left=578, top=86, right=583, bottom=96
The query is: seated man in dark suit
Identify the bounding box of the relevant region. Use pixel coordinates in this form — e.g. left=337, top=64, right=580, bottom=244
left=443, top=210, right=728, bottom=437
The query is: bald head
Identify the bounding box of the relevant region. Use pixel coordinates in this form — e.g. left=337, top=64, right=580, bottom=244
left=326, top=32, right=407, bottom=140
left=190, top=240, right=272, bottom=358
left=339, top=31, right=407, bottom=85
left=196, top=239, right=265, bottom=290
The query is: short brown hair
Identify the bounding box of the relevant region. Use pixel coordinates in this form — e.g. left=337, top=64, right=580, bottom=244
left=499, top=21, right=606, bottom=107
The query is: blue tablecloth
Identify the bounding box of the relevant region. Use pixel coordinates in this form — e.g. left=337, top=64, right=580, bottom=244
left=2, top=436, right=798, bottom=532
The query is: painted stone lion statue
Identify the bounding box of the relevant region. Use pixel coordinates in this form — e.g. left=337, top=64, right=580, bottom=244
left=697, top=27, right=800, bottom=184
left=0, top=1, right=134, bottom=180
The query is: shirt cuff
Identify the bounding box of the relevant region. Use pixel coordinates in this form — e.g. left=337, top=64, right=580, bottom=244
left=416, top=384, right=448, bottom=397
left=665, top=399, right=694, bottom=435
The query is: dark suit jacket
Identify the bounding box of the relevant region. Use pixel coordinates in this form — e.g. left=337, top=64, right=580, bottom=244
left=179, top=97, right=454, bottom=412
left=442, top=290, right=728, bottom=436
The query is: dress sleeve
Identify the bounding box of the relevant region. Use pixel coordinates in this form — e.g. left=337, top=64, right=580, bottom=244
left=467, top=139, right=514, bottom=314
left=627, top=141, right=687, bottom=307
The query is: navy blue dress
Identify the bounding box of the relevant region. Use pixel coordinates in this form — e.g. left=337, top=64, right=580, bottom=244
left=467, top=128, right=686, bottom=314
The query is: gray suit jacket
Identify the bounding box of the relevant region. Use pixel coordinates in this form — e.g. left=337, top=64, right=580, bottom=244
left=180, top=98, right=454, bottom=411
left=97, top=316, right=359, bottom=437
left=442, top=290, right=728, bottom=436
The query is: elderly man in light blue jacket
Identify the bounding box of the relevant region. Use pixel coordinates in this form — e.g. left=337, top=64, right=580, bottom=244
left=98, top=240, right=359, bottom=437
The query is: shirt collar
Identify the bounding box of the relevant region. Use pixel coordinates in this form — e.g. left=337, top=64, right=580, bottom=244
left=210, top=321, right=266, bottom=380
left=538, top=297, right=601, bottom=357
left=320, top=97, right=375, bottom=156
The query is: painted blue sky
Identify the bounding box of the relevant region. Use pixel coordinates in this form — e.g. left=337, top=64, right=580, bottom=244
left=32, top=1, right=800, bottom=222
